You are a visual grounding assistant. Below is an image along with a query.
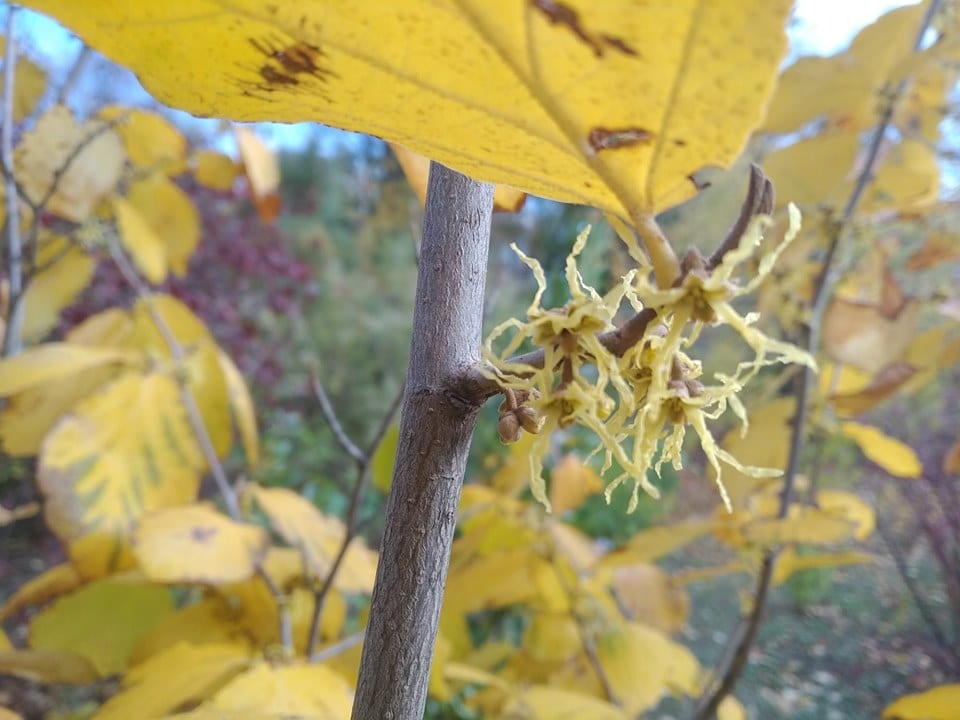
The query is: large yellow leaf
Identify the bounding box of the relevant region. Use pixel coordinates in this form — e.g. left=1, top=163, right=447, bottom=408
left=193, top=150, right=239, bottom=191
left=0, top=343, right=135, bottom=396
left=883, top=684, right=960, bottom=719
left=14, top=104, right=124, bottom=222
left=719, top=398, right=795, bottom=507
left=549, top=454, right=602, bottom=515
left=815, top=489, right=875, bottom=540
left=501, top=686, right=627, bottom=720
left=829, top=362, right=916, bottom=417
left=130, top=597, right=250, bottom=664
left=599, top=519, right=717, bottom=567
left=822, top=299, right=921, bottom=375
left=99, top=107, right=188, bottom=175
left=38, top=371, right=206, bottom=562
left=840, top=422, right=923, bottom=479
left=23, top=1, right=791, bottom=223
left=763, top=134, right=859, bottom=207
left=113, top=195, right=167, bottom=284
left=523, top=612, right=581, bottom=663
left=126, top=174, right=201, bottom=276
left=246, top=484, right=377, bottom=593
left=93, top=642, right=251, bottom=720
left=762, top=3, right=928, bottom=134
left=20, top=234, right=97, bottom=343
left=134, top=504, right=270, bottom=584
left=204, top=661, right=353, bottom=718
left=607, top=563, right=689, bottom=633
left=595, top=621, right=699, bottom=716
left=28, top=579, right=173, bottom=676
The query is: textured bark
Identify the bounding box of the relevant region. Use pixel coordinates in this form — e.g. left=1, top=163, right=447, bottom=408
left=351, top=163, right=493, bottom=720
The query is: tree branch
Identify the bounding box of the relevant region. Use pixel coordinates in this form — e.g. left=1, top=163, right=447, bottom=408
left=351, top=163, right=493, bottom=720
left=693, top=5, right=942, bottom=716
left=309, top=371, right=366, bottom=463
left=306, top=380, right=404, bottom=657
left=1, top=7, right=23, bottom=357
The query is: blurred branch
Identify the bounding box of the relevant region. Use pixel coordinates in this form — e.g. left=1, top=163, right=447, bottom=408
left=706, top=163, right=774, bottom=271
left=306, top=378, right=405, bottom=658
left=694, top=4, right=943, bottom=717
left=1, top=7, right=23, bottom=356
left=310, top=629, right=366, bottom=664
left=309, top=371, right=365, bottom=463
left=55, top=45, right=91, bottom=106
left=108, top=240, right=241, bottom=519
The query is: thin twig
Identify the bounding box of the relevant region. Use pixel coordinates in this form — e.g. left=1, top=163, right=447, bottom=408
left=693, top=5, right=943, bottom=717
left=108, top=240, right=241, bottom=518
left=309, top=371, right=365, bottom=463
left=55, top=45, right=91, bottom=106
left=707, top=164, right=774, bottom=271
left=306, top=380, right=405, bottom=658
left=1, top=7, right=23, bottom=357
left=310, top=629, right=366, bottom=663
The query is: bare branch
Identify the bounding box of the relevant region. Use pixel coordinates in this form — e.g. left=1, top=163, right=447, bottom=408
left=706, top=164, right=774, bottom=271
left=108, top=240, right=241, bottom=519
left=55, top=45, right=92, bottom=106
left=309, top=370, right=365, bottom=463
left=310, top=629, right=366, bottom=664
left=306, top=381, right=405, bottom=658
left=1, top=7, right=23, bottom=356
left=694, top=5, right=943, bottom=717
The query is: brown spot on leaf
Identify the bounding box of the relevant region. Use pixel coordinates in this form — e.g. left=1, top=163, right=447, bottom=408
left=588, top=126, right=653, bottom=152
left=191, top=525, right=219, bottom=543
left=688, top=174, right=712, bottom=192
left=672, top=139, right=687, bottom=147
left=531, top=0, right=637, bottom=58
left=249, top=37, right=334, bottom=90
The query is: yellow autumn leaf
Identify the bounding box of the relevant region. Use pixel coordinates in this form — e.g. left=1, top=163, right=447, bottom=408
left=861, top=139, right=939, bottom=213
left=218, top=350, right=260, bottom=467
left=718, top=696, right=747, bottom=720
left=288, top=586, right=346, bottom=654
left=772, top=546, right=873, bottom=586
left=719, top=398, right=795, bottom=507
left=822, top=299, right=921, bottom=375
left=28, top=579, right=173, bottom=676
left=549, top=454, right=602, bottom=515
left=20, top=234, right=96, bottom=343
left=99, top=106, right=188, bottom=174
left=0, top=648, right=100, bottom=685
left=599, top=519, right=717, bottom=567
left=130, top=597, right=250, bottom=664
left=204, top=661, right=354, bottom=718
left=38, top=371, right=206, bottom=566
left=607, top=563, right=689, bottom=633
left=23, top=1, right=791, bottom=230
left=235, top=126, right=281, bottom=222
left=93, top=642, right=251, bottom=720
left=740, top=509, right=859, bottom=546
left=0, top=562, right=82, bottom=621
left=129, top=294, right=233, bottom=458
left=829, top=362, right=916, bottom=417
left=523, top=612, right=581, bottom=663
left=883, top=684, right=960, bottom=719
left=193, top=149, right=239, bottom=191
left=815, top=489, right=875, bottom=540
left=502, top=685, right=627, bottom=720
left=134, top=504, right=270, bottom=584
left=371, top=424, right=400, bottom=493
left=14, top=104, right=124, bottom=222
left=0, top=342, right=134, bottom=396
left=113, top=195, right=167, bottom=283
left=0, top=38, right=47, bottom=121
left=247, top=485, right=377, bottom=593
left=763, top=134, right=859, bottom=207
left=390, top=142, right=526, bottom=213
left=840, top=421, right=923, bottom=479
left=126, top=174, right=201, bottom=276
left=596, top=621, right=700, bottom=716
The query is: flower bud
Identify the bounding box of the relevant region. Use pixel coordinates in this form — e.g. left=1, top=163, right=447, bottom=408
left=498, top=412, right=522, bottom=443
left=515, top=406, right=543, bottom=434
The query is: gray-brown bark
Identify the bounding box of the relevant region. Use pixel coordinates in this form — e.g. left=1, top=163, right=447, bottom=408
left=351, top=163, right=493, bottom=720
